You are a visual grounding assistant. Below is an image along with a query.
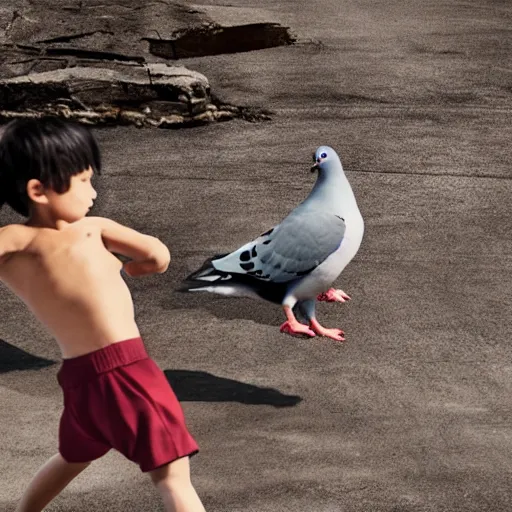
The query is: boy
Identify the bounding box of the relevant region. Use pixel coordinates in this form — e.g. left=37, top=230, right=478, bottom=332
left=0, top=117, right=206, bottom=512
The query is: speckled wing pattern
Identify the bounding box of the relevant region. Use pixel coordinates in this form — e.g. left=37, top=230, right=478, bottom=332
left=213, top=210, right=346, bottom=283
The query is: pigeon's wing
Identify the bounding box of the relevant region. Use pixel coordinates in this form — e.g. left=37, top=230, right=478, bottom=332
left=212, top=211, right=346, bottom=283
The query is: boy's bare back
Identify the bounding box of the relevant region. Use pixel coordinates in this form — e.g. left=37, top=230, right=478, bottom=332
left=0, top=216, right=167, bottom=358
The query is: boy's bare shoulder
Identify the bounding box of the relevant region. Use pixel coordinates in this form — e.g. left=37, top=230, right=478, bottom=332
left=82, top=216, right=146, bottom=236
left=81, top=216, right=133, bottom=236
left=0, top=223, right=39, bottom=244
left=0, top=224, right=39, bottom=262
left=82, top=216, right=120, bottom=228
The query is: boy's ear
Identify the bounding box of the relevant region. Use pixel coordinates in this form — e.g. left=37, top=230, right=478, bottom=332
left=26, top=179, right=49, bottom=206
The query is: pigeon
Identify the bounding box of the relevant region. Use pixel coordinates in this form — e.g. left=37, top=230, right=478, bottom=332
left=182, top=146, right=364, bottom=342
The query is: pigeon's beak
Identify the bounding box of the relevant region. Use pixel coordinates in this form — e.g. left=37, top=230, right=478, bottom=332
left=311, top=152, right=318, bottom=172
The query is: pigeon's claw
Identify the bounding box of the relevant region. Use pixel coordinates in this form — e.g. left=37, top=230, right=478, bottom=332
left=317, top=288, right=351, bottom=303
left=309, top=318, right=345, bottom=342
left=280, top=305, right=316, bottom=338
left=280, top=320, right=316, bottom=338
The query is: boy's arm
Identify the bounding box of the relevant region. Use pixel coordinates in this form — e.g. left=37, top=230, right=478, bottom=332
left=90, top=217, right=171, bottom=277
left=0, top=225, right=33, bottom=265
left=0, top=226, right=11, bottom=265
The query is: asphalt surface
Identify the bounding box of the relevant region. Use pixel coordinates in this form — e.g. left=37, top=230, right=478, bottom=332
left=1, top=0, right=511, bottom=511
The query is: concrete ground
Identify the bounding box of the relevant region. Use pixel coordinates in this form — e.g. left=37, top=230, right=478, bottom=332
left=1, top=0, right=511, bottom=510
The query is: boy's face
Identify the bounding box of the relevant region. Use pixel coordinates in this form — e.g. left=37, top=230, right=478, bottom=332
left=35, top=167, right=97, bottom=223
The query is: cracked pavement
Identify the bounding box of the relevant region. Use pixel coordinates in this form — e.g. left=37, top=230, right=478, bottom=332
left=1, top=0, right=511, bottom=511
left=0, top=0, right=284, bottom=125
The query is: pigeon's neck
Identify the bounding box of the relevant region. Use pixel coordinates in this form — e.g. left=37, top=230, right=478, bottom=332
left=307, top=172, right=359, bottom=215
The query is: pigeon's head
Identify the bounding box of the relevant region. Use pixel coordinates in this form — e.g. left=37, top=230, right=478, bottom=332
left=311, top=146, right=342, bottom=174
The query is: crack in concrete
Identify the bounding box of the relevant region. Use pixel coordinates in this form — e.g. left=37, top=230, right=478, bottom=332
left=144, top=22, right=296, bottom=59
left=349, top=169, right=512, bottom=180
left=5, top=10, right=22, bottom=36
left=34, top=30, right=115, bottom=44
left=61, top=1, right=83, bottom=12
left=72, top=1, right=194, bottom=12
left=43, top=47, right=146, bottom=63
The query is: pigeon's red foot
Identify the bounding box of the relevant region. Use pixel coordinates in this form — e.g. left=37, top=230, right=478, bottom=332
left=317, top=288, right=351, bottom=303
left=280, top=320, right=316, bottom=338
left=309, top=319, right=345, bottom=342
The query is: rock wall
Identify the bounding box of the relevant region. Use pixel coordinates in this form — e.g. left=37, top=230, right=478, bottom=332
left=0, top=0, right=293, bottom=127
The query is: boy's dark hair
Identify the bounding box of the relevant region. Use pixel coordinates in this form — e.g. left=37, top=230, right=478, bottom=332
left=0, top=116, right=101, bottom=217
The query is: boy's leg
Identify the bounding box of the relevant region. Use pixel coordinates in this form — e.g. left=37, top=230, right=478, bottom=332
left=16, top=453, right=91, bottom=512
left=149, top=456, right=206, bottom=512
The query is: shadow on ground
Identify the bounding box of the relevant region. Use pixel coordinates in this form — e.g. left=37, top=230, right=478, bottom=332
left=166, top=286, right=338, bottom=330
left=164, top=287, right=284, bottom=326
left=0, top=339, right=301, bottom=407
left=0, top=339, right=55, bottom=373
left=164, top=369, right=302, bottom=407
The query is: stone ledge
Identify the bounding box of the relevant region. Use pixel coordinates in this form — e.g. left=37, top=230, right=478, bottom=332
left=0, top=1, right=285, bottom=128
left=0, top=64, right=272, bottom=128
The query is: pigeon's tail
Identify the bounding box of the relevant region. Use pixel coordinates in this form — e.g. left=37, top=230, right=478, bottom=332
left=180, top=255, right=288, bottom=305
left=183, top=253, right=229, bottom=282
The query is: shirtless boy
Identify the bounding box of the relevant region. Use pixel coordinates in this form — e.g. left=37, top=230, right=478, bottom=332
left=0, top=117, right=206, bottom=512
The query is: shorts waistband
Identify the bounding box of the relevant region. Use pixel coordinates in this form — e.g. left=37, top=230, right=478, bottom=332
left=57, top=337, right=148, bottom=389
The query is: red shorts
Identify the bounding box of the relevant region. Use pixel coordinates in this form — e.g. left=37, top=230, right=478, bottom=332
left=56, top=337, right=199, bottom=472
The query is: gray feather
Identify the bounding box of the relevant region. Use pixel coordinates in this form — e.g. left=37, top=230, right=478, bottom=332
left=213, top=210, right=346, bottom=283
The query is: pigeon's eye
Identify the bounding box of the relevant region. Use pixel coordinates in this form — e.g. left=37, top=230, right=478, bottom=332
left=320, top=152, right=327, bottom=159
